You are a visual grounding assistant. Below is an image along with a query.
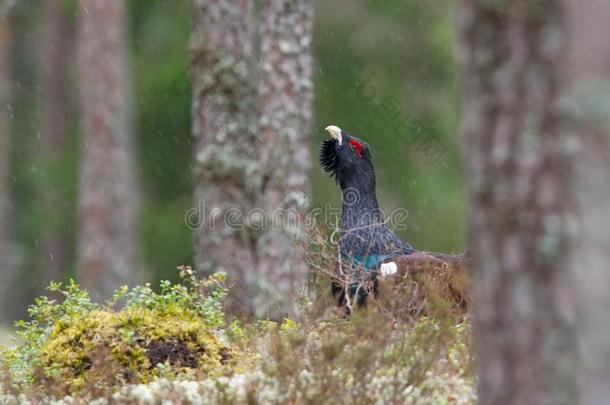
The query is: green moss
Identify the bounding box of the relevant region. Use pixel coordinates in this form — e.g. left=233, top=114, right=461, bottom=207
left=1, top=269, right=238, bottom=396
left=0, top=263, right=474, bottom=403
left=1, top=283, right=474, bottom=403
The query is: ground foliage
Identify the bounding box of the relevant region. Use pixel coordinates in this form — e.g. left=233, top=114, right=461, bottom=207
left=0, top=269, right=237, bottom=397
left=1, top=265, right=474, bottom=404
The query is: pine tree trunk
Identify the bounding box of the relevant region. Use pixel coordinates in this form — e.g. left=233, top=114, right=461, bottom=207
left=456, top=2, right=578, bottom=404
left=190, top=0, right=314, bottom=317
left=564, top=0, right=610, bottom=402
left=190, top=0, right=260, bottom=316
left=77, top=0, right=139, bottom=301
left=255, top=0, right=314, bottom=317
left=38, top=0, right=73, bottom=286
left=0, top=17, right=16, bottom=322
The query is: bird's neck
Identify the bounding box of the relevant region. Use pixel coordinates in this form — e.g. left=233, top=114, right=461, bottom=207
left=340, top=183, right=383, bottom=228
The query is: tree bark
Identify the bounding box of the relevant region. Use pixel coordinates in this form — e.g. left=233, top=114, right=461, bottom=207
left=564, top=0, right=610, bottom=402
left=0, top=17, right=16, bottom=322
left=190, top=0, right=315, bottom=317
left=456, top=2, right=578, bottom=405
left=77, top=0, right=139, bottom=301
left=38, top=0, right=74, bottom=287
left=255, top=0, right=314, bottom=317
left=190, top=0, right=260, bottom=316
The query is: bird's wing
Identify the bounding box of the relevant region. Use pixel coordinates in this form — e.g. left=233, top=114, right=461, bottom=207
left=375, top=251, right=471, bottom=315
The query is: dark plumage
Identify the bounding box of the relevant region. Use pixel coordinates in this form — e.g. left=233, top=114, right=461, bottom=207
left=320, top=136, right=414, bottom=262
left=320, top=125, right=469, bottom=312
left=320, top=126, right=415, bottom=307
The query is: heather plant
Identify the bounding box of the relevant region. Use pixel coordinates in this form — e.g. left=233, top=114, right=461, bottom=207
left=1, top=312, right=474, bottom=404
left=0, top=233, right=475, bottom=404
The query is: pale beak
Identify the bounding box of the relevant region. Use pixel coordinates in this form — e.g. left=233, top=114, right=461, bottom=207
left=325, top=125, right=343, bottom=145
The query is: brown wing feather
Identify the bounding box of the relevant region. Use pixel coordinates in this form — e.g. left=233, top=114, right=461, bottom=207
left=373, top=251, right=471, bottom=321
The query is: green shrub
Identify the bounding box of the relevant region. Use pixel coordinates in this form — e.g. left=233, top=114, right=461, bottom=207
left=1, top=269, right=239, bottom=396
left=0, top=265, right=475, bottom=404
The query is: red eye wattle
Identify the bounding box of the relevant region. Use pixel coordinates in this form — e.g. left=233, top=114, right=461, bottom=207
left=349, top=139, right=362, bottom=158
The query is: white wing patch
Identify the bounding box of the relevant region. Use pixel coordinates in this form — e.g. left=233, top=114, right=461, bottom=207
left=380, top=261, right=398, bottom=277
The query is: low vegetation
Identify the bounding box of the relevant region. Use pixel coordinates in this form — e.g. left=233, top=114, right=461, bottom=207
left=0, top=266, right=474, bottom=404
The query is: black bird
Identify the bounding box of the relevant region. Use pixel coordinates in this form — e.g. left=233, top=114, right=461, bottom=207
left=320, top=125, right=469, bottom=311
left=320, top=125, right=470, bottom=311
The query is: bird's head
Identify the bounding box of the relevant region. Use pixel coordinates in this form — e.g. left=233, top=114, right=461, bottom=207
left=320, top=125, right=376, bottom=192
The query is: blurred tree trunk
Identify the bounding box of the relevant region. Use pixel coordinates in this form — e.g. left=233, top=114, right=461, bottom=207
left=38, top=0, right=74, bottom=286
left=190, top=0, right=314, bottom=317
left=564, top=0, right=610, bottom=402
left=456, top=2, right=578, bottom=405
left=0, top=17, right=17, bottom=322
left=77, top=0, right=139, bottom=300
left=190, top=0, right=259, bottom=316
left=255, top=0, right=313, bottom=317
